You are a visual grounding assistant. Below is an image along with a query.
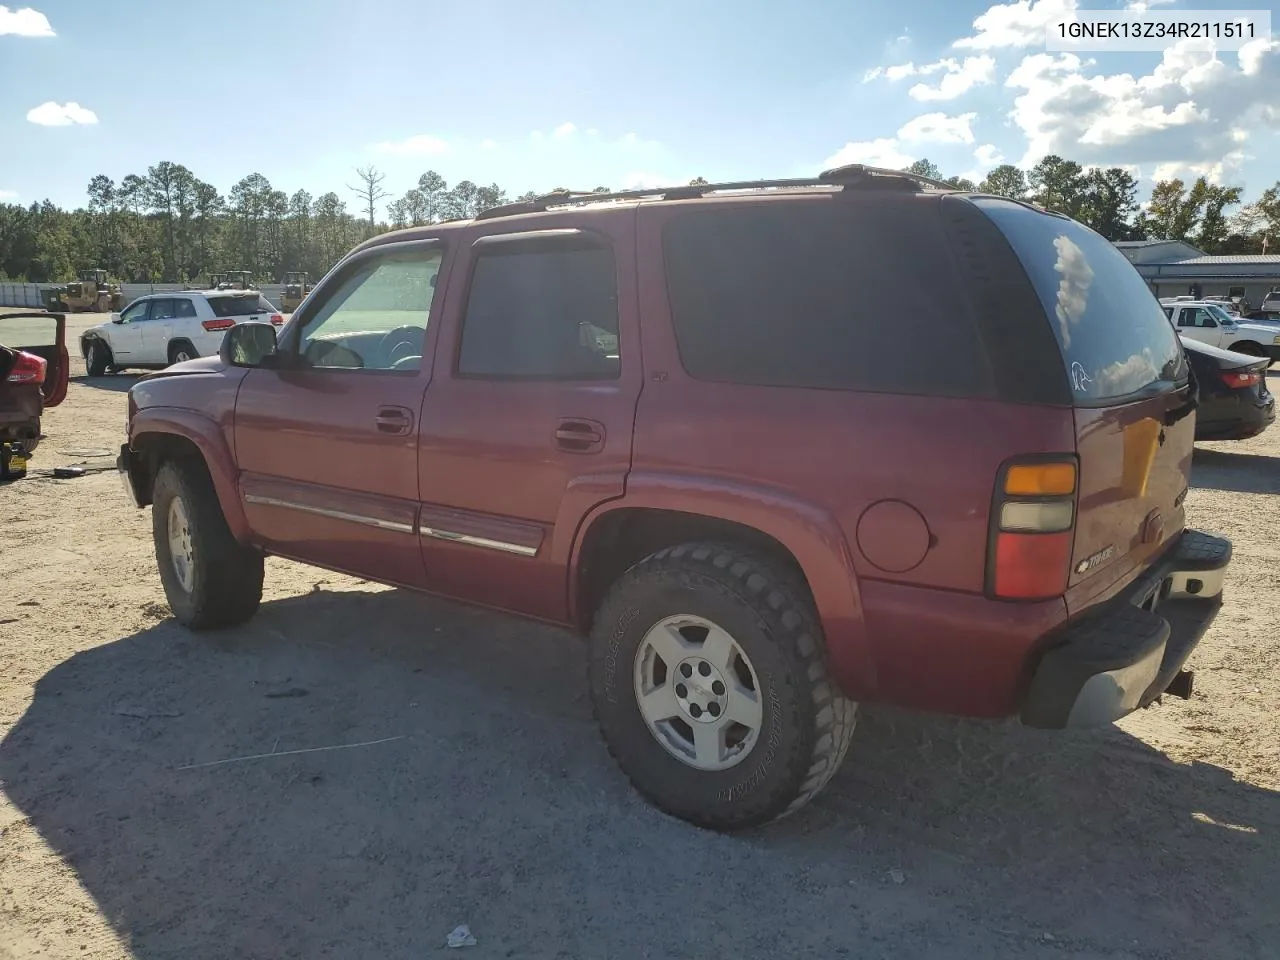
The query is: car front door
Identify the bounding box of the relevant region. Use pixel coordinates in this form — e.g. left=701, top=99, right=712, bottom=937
left=1175, top=306, right=1221, bottom=347
left=140, top=298, right=178, bottom=363
left=233, top=239, right=446, bottom=588
left=108, top=299, right=149, bottom=361
left=416, top=215, right=641, bottom=622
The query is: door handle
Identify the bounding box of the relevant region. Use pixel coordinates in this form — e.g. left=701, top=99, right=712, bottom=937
left=554, top=418, right=605, bottom=453
left=375, top=406, right=414, bottom=435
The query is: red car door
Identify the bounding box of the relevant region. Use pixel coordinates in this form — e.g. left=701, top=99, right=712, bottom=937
left=416, top=211, right=642, bottom=622
left=233, top=238, right=448, bottom=589
left=0, top=312, right=69, bottom=407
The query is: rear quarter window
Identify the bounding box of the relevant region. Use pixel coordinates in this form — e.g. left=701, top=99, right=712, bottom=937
left=661, top=197, right=994, bottom=397
left=971, top=198, right=1186, bottom=404
left=208, top=294, right=274, bottom=317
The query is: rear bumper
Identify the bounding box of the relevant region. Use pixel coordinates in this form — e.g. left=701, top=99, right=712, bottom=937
left=1021, top=529, right=1231, bottom=729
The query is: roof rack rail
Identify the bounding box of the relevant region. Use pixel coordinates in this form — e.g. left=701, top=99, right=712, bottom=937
left=473, top=165, right=955, bottom=221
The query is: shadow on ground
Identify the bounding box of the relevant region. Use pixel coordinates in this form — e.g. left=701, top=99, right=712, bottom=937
left=1191, top=447, right=1280, bottom=495
left=74, top=373, right=141, bottom=393
left=3, top=590, right=1278, bottom=960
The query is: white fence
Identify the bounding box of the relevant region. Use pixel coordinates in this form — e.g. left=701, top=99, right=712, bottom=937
left=0, top=282, right=287, bottom=310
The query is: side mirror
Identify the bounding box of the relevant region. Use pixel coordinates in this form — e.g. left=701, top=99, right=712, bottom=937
left=219, top=322, right=278, bottom=367
left=111, top=314, right=123, bottom=324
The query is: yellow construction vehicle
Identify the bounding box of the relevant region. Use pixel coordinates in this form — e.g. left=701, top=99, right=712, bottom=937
left=280, top=271, right=313, bottom=312
left=42, top=269, right=123, bottom=313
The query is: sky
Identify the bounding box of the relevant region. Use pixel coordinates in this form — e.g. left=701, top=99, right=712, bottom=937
left=1, top=0, right=1278, bottom=212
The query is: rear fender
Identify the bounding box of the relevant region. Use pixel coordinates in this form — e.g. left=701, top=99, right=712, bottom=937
left=569, top=471, right=876, bottom=698
left=129, top=407, right=249, bottom=542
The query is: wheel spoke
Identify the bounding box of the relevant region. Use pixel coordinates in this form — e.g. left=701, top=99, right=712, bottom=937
left=723, top=683, right=763, bottom=731
left=648, top=622, right=691, bottom=667
left=637, top=682, right=679, bottom=724
left=700, top=624, right=737, bottom=673
left=692, top=722, right=722, bottom=767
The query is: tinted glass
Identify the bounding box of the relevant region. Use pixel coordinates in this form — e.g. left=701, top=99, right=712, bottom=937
left=662, top=200, right=991, bottom=395
left=149, top=299, right=177, bottom=320
left=174, top=298, right=198, bottom=318
left=973, top=198, right=1186, bottom=403
left=119, top=301, right=148, bottom=323
left=208, top=294, right=275, bottom=317
left=458, top=241, right=619, bottom=379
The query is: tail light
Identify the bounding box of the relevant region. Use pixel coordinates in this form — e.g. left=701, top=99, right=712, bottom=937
left=202, top=318, right=235, bottom=331
left=269, top=314, right=284, bottom=326
left=1220, top=370, right=1262, bottom=389
left=6, top=350, right=47, bottom=385
left=987, top=458, right=1077, bottom=600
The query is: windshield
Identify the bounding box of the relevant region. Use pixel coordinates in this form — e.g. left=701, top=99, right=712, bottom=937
left=1206, top=304, right=1236, bottom=323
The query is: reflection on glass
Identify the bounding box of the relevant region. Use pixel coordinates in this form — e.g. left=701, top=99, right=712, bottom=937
left=1052, top=235, right=1093, bottom=351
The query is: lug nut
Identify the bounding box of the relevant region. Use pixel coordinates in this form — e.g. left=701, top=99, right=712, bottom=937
left=711, top=680, right=725, bottom=696
left=698, top=662, right=711, bottom=677
left=675, top=683, right=688, bottom=699
left=689, top=703, right=702, bottom=719
left=680, top=663, right=693, bottom=678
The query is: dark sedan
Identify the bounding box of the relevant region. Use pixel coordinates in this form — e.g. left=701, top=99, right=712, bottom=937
left=1181, top=335, right=1275, bottom=441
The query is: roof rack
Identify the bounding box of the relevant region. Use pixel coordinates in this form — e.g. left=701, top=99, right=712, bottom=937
left=473, top=164, right=955, bottom=221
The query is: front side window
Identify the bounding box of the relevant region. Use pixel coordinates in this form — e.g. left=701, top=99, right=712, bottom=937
left=296, top=247, right=442, bottom=371
left=119, top=300, right=149, bottom=323
left=457, top=238, right=619, bottom=380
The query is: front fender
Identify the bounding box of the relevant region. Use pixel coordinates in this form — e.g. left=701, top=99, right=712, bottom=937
left=569, top=471, right=876, bottom=699
left=129, top=407, right=249, bottom=543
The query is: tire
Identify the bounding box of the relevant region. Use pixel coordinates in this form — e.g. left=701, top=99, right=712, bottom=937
left=152, top=458, right=264, bottom=629
left=588, top=542, right=857, bottom=830
left=169, top=341, right=198, bottom=365
left=86, top=340, right=111, bottom=377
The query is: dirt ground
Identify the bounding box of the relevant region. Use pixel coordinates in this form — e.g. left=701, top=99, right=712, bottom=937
left=2, top=309, right=1279, bottom=960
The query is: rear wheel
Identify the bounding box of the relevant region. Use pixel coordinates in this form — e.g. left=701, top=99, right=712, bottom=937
left=86, top=340, right=111, bottom=377
left=588, top=542, right=857, bottom=830
left=168, top=341, right=198, bottom=364
left=152, top=458, right=263, bottom=629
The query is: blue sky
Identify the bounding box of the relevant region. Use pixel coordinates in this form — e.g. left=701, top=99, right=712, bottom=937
left=1, top=0, right=1277, bottom=212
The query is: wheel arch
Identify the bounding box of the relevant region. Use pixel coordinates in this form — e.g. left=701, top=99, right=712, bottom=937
left=128, top=408, right=250, bottom=543
left=1227, top=339, right=1267, bottom=356
left=568, top=475, right=875, bottom=698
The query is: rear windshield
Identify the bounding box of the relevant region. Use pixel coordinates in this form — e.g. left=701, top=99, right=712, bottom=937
left=662, top=199, right=993, bottom=397
left=972, top=198, right=1186, bottom=404
left=208, top=294, right=274, bottom=317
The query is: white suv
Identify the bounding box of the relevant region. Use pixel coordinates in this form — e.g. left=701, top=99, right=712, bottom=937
left=1161, top=299, right=1280, bottom=367
left=81, top=290, right=282, bottom=375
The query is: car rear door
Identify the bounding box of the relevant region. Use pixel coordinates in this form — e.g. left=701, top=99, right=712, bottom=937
left=973, top=200, right=1194, bottom=613
left=0, top=312, right=69, bottom=407
left=415, top=212, right=641, bottom=622
left=233, top=239, right=446, bottom=589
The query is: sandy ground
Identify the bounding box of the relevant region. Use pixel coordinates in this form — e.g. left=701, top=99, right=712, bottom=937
left=2, top=309, right=1279, bottom=959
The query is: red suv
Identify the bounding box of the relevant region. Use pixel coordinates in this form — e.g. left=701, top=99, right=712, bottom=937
left=118, top=167, right=1231, bottom=830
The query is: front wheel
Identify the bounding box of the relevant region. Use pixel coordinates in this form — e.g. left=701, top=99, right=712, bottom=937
left=86, top=340, right=111, bottom=377
left=588, top=542, right=857, bottom=830
left=152, top=458, right=264, bottom=629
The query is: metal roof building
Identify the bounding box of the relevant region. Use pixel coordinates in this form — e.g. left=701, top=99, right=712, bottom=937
left=1114, top=240, right=1280, bottom=307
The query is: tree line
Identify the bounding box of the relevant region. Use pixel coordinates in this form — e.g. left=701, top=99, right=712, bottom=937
left=1, top=156, right=1277, bottom=284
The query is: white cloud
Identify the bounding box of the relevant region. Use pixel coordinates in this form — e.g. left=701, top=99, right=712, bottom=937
left=480, top=138, right=496, bottom=149
left=909, top=55, right=997, bottom=100
left=552, top=121, right=577, bottom=138
left=975, top=143, right=1004, bottom=167
left=0, top=189, right=17, bottom=201
left=821, top=138, right=915, bottom=171
left=0, top=5, right=53, bottom=36
left=1126, top=0, right=1174, bottom=10
left=954, top=0, right=1076, bottom=50
left=1004, top=39, right=1280, bottom=170
left=898, top=112, right=978, bottom=144
left=26, top=101, right=96, bottom=126
left=370, top=134, right=449, bottom=156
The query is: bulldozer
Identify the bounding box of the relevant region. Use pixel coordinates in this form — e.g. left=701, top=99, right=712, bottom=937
left=280, top=271, right=313, bottom=312
left=42, top=269, right=123, bottom=313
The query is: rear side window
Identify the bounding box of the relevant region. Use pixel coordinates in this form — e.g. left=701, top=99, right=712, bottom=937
left=971, top=198, right=1186, bottom=404
left=174, top=298, right=198, bottom=318
left=662, top=199, right=992, bottom=396
left=208, top=294, right=273, bottom=317
left=457, top=238, right=620, bottom=380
